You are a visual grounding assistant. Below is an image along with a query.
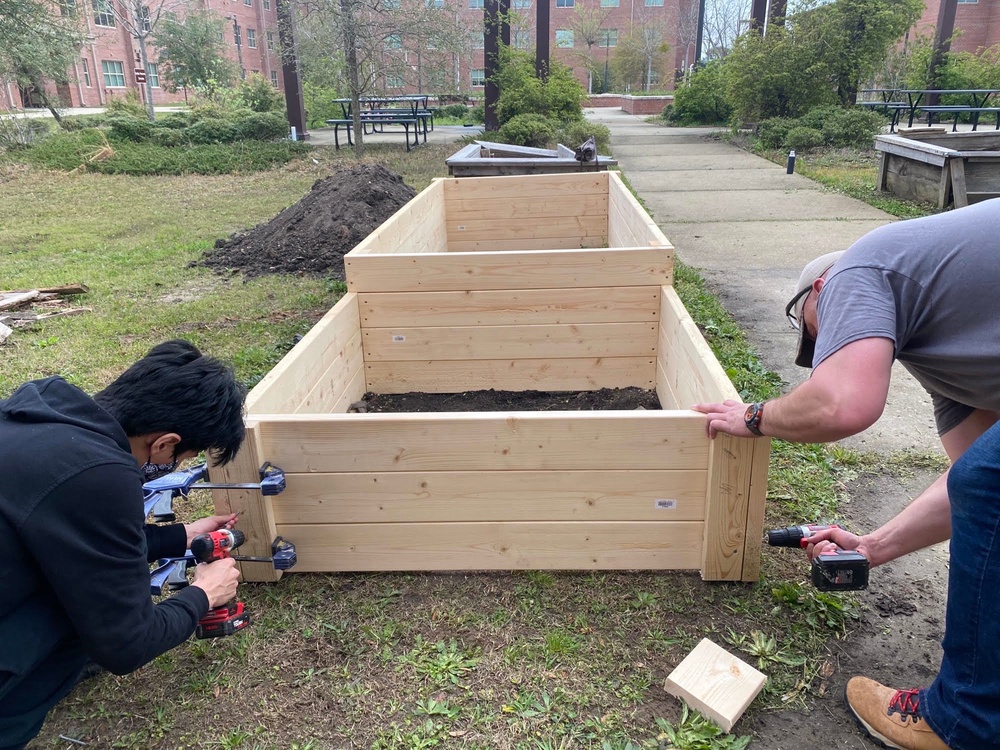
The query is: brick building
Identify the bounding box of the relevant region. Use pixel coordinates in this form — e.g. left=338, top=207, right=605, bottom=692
left=1, top=0, right=284, bottom=110
left=915, top=0, right=1000, bottom=53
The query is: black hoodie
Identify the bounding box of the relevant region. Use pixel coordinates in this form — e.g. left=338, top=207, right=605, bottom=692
left=0, top=377, right=209, bottom=695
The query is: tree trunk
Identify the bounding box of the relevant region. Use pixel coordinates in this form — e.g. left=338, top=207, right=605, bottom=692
left=136, top=34, right=156, bottom=122
left=340, top=0, right=364, bottom=156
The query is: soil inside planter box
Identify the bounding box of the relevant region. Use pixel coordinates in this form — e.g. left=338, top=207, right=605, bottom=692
left=352, top=387, right=662, bottom=413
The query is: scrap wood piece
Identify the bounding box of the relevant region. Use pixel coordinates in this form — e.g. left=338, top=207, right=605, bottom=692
left=663, top=638, right=767, bottom=733
left=0, top=321, right=11, bottom=344
left=0, top=291, right=40, bottom=311
left=3, top=308, right=91, bottom=326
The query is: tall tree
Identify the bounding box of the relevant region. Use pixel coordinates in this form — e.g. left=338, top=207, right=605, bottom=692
left=0, top=0, right=83, bottom=123
left=152, top=8, right=238, bottom=96
left=702, top=0, right=750, bottom=60
left=612, top=10, right=671, bottom=91
left=569, top=6, right=612, bottom=94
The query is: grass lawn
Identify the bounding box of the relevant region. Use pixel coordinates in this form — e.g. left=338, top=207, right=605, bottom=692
left=3, top=141, right=860, bottom=750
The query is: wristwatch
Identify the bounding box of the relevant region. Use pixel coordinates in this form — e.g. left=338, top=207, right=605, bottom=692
left=744, top=402, right=765, bottom=436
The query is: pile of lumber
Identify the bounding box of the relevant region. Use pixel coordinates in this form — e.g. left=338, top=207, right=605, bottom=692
left=0, top=284, right=91, bottom=344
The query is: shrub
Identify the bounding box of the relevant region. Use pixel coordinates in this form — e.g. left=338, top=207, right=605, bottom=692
left=467, top=104, right=485, bottom=124
left=441, top=103, right=470, bottom=119
left=105, top=90, right=149, bottom=119
left=820, top=107, right=886, bottom=148
left=0, top=117, right=52, bottom=148
left=237, top=73, right=286, bottom=113
left=303, top=82, right=345, bottom=129
left=494, top=47, right=585, bottom=126
left=667, top=62, right=732, bottom=125
left=785, top=126, right=824, bottom=152
left=755, top=117, right=797, bottom=149
left=234, top=111, right=288, bottom=141
left=61, top=113, right=108, bottom=130
left=185, top=117, right=239, bottom=144
left=556, top=119, right=611, bottom=153
left=496, top=113, right=557, bottom=148
left=150, top=128, right=187, bottom=147
left=108, top=115, right=155, bottom=142
left=155, top=112, right=193, bottom=129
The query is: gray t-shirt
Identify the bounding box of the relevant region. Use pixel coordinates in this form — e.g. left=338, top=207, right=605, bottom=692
left=813, top=198, right=1000, bottom=435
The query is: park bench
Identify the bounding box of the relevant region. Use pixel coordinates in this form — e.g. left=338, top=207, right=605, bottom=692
left=325, top=111, right=426, bottom=151
left=917, top=105, right=1000, bottom=132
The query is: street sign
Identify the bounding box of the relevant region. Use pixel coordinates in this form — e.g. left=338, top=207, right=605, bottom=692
left=134, top=68, right=147, bottom=84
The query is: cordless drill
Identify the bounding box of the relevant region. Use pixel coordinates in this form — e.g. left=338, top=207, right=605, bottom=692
left=189, top=529, right=252, bottom=639
left=767, top=524, right=870, bottom=592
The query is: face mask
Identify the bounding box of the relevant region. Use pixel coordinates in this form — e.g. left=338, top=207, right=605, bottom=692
left=141, top=459, right=179, bottom=483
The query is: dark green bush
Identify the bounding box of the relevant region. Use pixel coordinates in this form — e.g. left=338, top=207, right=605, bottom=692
left=155, top=112, right=193, bottom=129
left=667, top=62, right=732, bottom=125
left=185, top=117, right=239, bottom=144
left=467, top=105, right=485, bottom=124
left=61, top=113, right=108, bottom=130
left=150, top=128, right=187, bottom=147
left=440, top=103, right=470, bottom=119
left=494, top=47, right=585, bottom=126
left=236, top=73, right=286, bottom=113
left=105, top=91, right=149, bottom=119
left=556, top=119, right=611, bottom=153
left=820, top=107, right=886, bottom=148
left=786, top=126, right=825, bottom=152
left=234, top=111, right=288, bottom=141
left=755, top=117, right=797, bottom=149
left=497, top=113, right=557, bottom=148
left=108, top=115, right=155, bottom=142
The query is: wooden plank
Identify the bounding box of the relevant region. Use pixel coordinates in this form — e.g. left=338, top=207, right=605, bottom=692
left=274, top=520, right=704, bottom=571
left=358, top=287, right=661, bottom=327
left=876, top=149, right=890, bottom=192
left=938, top=158, right=952, bottom=211
left=349, top=180, right=445, bottom=256
left=875, top=136, right=951, bottom=165
left=660, top=286, right=740, bottom=406
left=608, top=171, right=671, bottom=248
left=208, top=421, right=282, bottom=583
left=362, top=322, right=658, bottom=361
left=950, top=157, right=969, bottom=208
left=0, top=321, right=12, bottom=344
left=664, top=639, right=766, bottom=733
left=271, top=470, right=707, bottom=524
left=246, top=294, right=361, bottom=414
left=886, top=156, right=949, bottom=208
left=255, top=412, right=709, bottom=473
left=448, top=236, right=605, bottom=252
left=446, top=194, right=608, bottom=223
left=441, top=172, right=609, bottom=202
left=294, top=331, right=364, bottom=414
left=0, top=291, right=39, bottom=311
left=739, top=437, right=772, bottom=582
left=608, top=195, right=640, bottom=249
left=701, top=434, right=756, bottom=581
left=365, top=356, right=656, bottom=393
left=446, top=215, right=608, bottom=242
left=656, top=355, right=680, bottom=410
left=345, top=248, right=672, bottom=292
left=332, top=369, right=367, bottom=414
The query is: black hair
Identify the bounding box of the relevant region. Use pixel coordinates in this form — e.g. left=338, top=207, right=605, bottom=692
left=94, top=339, right=247, bottom=465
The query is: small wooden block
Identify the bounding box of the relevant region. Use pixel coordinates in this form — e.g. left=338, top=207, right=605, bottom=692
left=663, top=638, right=766, bottom=732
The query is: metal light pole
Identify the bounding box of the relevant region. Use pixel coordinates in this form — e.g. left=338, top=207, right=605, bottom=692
left=229, top=16, right=246, bottom=79
left=603, top=29, right=610, bottom=94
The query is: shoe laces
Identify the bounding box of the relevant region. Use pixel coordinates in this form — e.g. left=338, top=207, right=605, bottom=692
left=888, top=688, right=923, bottom=723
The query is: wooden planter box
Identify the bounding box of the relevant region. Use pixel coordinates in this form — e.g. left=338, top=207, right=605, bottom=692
left=876, top=131, right=1000, bottom=209
left=211, top=172, right=770, bottom=584
left=446, top=141, right=617, bottom=177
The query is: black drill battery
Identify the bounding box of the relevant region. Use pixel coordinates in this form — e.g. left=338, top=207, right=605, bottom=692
left=811, top=548, right=870, bottom=591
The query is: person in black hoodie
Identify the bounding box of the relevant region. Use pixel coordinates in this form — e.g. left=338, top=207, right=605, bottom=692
left=0, top=339, right=248, bottom=749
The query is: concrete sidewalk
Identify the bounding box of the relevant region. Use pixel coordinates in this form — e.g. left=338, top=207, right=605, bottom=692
left=587, top=107, right=941, bottom=456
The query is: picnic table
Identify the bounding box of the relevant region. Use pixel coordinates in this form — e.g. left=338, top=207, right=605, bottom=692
left=325, top=95, right=434, bottom=151
left=859, top=89, right=1000, bottom=132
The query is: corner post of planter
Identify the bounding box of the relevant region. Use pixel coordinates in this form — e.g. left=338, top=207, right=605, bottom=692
left=701, top=434, right=770, bottom=582
left=209, top=420, right=282, bottom=583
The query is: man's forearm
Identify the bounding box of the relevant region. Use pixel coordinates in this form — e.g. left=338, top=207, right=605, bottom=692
left=864, top=471, right=951, bottom=566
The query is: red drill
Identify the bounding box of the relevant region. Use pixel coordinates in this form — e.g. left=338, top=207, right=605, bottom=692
left=767, top=524, right=869, bottom=591
left=189, top=529, right=252, bottom=639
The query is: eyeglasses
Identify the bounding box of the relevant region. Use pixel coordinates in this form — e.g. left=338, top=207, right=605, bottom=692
left=784, top=286, right=811, bottom=331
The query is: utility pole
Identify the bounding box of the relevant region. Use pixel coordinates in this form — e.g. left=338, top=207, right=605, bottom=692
left=484, top=0, right=510, bottom=131
left=228, top=16, right=246, bottom=79
left=276, top=0, right=307, bottom=140
left=535, top=0, right=550, bottom=80
left=927, top=0, right=958, bottom=106
left=603, top=29, right=610, bottom=93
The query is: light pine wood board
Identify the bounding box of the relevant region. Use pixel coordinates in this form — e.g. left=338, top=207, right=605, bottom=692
left=656, top=355, right=682, bottom=410
left=350, top=179, right=447, bottom=256
left=664, top=638, right=766, bottom=732
left=254, top=412, right=710, bottom=473
left=446, top=214, right=609, bottom=243
left=609, top=172, right=671, bottom=248
left=358, top=287, right=661, bottom=327
left=447, top=236, right=607, bottom=252
left=208, top=422, right=282, bottom=583
left=274, top=520, right=704, bottom=571
left=364, top=356, right=656, bottom=393
left=330, top=369, right=368, bottom=414
left=345, top=248, right=672, bottom=292
left=609, top=194, right=641, bottom=249
left=247, top=294, right=361, bottom=414
left=441, top=172, right=609, bottom=202
left=270, top=470, right=708, bottom=524
left=294, top=331, right=364, bottom=413
left=445, top=193, right=608, bottom=223
left=701, top=434, right=758, bottom=582
left=361, top=322, right=658, bottom=361
left=739, top=437, right=772, bottom=582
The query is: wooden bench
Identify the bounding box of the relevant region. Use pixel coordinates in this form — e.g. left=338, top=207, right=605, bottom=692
left=917, top=105, right=1000, bottom=132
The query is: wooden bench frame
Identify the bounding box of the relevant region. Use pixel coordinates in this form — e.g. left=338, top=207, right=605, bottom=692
left=325, top=113, right=428, bottom=151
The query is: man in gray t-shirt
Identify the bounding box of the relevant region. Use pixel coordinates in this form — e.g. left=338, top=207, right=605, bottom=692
left=694, top=199, right=1000, bottom=750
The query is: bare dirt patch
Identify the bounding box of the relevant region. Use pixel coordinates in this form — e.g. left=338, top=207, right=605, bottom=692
left=354, top=387, right=662, bottom=413
left=196, top=163, right=416, bottom=279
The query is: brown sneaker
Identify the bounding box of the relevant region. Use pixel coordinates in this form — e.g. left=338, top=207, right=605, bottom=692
left=845, top=676, right=950, bottom=750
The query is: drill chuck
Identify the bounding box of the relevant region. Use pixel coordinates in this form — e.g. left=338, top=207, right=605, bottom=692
left=190, top=528, right=246, bottom=563
left=767, top=524, right=840, bottom=548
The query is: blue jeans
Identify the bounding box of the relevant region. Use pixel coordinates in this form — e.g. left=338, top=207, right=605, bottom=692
left=922, top=418, right=1000, bottom=749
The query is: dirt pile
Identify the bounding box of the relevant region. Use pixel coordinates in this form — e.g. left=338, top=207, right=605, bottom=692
left=355, top=387, right=663, bottom=413
left=198, top=163, right=416, bottom=279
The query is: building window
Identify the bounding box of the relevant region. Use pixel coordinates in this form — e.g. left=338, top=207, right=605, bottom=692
left=386, top=33, right=402, bottom=49
left=426, top=0, right=443, bottom=7
left=263, top=0, right=270, bottom=8
left=101, top=60, right=126, bottom=87
left=957, top=0, right=978, bottom=3
left=555, top=0, right=573, bottom=6
left=471, top=68, right=485, bottom=87
left=245, top=0, right=252, bottom=6
left=384, top=0, right=400, bottom=8
left=267, top=31, right=275, bottom=50
left=513, top=0, right=530, bottom=7
left=598, top=29, right=617, bottom=47
left=386, top=74, right=404, bottom=89
left=59, top=0, right=76, bottom=16
left=270, top=70, right=278, bottom=86
left=248, top=28, right=257, bottom=48
left=93, top=0, right=115, bottom=27
left=474, top=31, right=484, bottom=48
left=80, top=58, right=91, bottom=86
left=513, top=29, right=531, bottom=48
left=600, top=0, right=619, bottom=6
left=137, top=5, right=151, bottom=31
left=469, top=0, right=484, bottom=6
left=555, top=29, right=574, bottom=47
left=146, top=62, right=159, bottom=87
left=645, top=0, right=664, bottom=5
